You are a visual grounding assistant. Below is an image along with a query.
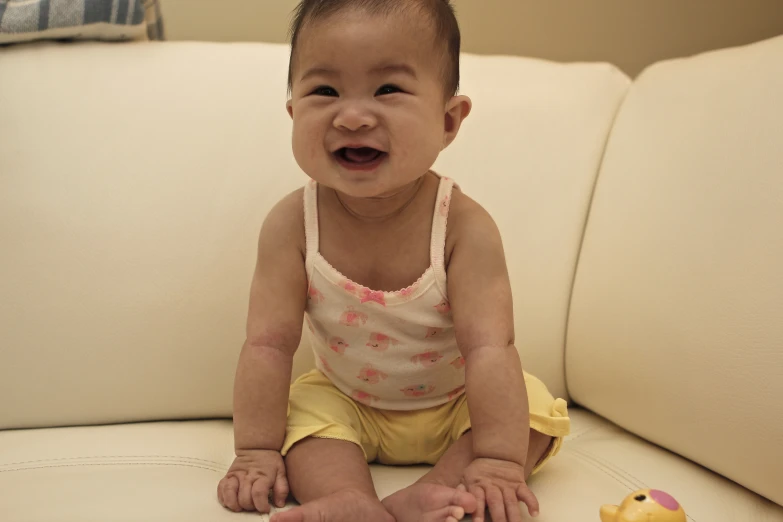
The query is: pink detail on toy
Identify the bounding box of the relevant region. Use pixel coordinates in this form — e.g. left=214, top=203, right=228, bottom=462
left=352, top=390, right=380, bottom=405
left=410, top=351, right=444, bottom=367
left=358, top=364, right=388, bottom=384
left=366, top=333, right=399, bottom=352
left=360, top=289, right=386, bottom=306
left=434, top=299, right=451, bottom=314
left=425, top=327, right=443, bottom=339
left=650, top=490, right=680, bottom=511
left=307, top=285, right=325, bottom=304
left=450, top=356, right=465, bottom=369
left=340, top=306, right=368, bottom=327
left=401, top=384, right=436, bottom=397
left=329, top=336, right=349, bottom=355
left=318, top=356, right=333, bottom=374
left=448, top=385, right=465, bottom=400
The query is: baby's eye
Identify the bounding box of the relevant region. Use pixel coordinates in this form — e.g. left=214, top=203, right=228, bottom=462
left=311, top=86, right=338, bottom=97
left=376, top=84, right=403, bottom=96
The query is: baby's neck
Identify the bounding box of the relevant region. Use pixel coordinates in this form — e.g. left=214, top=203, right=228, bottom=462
left=333, top=175, right=427, bottom=222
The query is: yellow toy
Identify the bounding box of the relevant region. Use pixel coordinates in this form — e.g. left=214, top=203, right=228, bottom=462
left=600, top=489, right=686, bottom=522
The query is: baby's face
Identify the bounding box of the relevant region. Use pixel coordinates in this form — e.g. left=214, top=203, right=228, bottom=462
left=287, top=9, right=469, bottom=198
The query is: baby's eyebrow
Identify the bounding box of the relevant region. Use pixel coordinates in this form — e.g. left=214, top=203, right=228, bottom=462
left=299, top=66, right=336, bottom=83
left=370, top=63, right=418, bottom=79
left=299, top=63, right=417, bottom=83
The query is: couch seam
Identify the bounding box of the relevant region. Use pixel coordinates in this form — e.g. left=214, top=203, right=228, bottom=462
left=0, top=461, right=227, bottom=473
left=564, top=426, right=601, bottom=443
left=0, top=454, right=226, bottom=467
left=568, top=450, right=641, bottom=492
left=561, top=79, right=633, bottom=403
left=569, top=448, right=697, bottom=522
left=571, top=448, right=648, bottom=488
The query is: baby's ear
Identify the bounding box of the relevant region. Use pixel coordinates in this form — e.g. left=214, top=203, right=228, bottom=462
left=442, top=95, right=472, bottom=149
left=286, top=99, right=294, bottom=119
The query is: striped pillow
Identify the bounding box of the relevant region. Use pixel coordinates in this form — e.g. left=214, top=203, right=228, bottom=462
left=0, top=0, right=164, bottom=45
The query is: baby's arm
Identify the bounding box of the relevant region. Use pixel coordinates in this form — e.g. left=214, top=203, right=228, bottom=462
left=447, top=194, right=542, bottom=519
left=219, top=190, right=308, bottom=513
left=234, top=189, right=308, bottom=452
left=447, top=195, right=529, bottom=466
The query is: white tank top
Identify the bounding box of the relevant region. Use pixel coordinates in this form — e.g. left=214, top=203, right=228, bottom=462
left=303, top=176, right=466, bottom=410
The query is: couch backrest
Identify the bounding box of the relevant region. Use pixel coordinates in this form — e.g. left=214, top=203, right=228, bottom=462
left=0, top=42, right=304, bottom=430
left=0, top=41, right=628, bottom=430
left=566, top=35, right=783, bottom=505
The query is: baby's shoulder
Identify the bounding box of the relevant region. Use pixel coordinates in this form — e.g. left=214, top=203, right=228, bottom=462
left=448, top=186, right=499, bottom=236
left=258, top=187, right=306, bottom=251
left=445, top=185, right=502, bottom=259
left=271, top=187, right=305, bottom=218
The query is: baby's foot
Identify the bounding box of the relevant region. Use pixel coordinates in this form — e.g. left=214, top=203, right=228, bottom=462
left=382, top=482, right=477, bottom=522
left=270, top=489, right=394, bottom=522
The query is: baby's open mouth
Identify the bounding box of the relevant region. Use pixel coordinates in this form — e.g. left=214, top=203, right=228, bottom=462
left=335, top=147, right=386, bottom=165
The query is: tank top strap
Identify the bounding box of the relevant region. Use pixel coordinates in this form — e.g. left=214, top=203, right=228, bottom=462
left=430, top=175, right=455, bottom=296
left=303, top=180, right=320, bottom=273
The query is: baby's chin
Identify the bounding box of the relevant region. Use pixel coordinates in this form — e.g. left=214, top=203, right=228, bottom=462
left=313, top=172, right=406, bottom=200
left=337, top=176, right=423, bottom=201
left=305, top=160, right=431, bottom=200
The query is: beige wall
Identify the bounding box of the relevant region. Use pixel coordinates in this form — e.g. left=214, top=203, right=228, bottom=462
left=162, top=0, right=783, bottom=77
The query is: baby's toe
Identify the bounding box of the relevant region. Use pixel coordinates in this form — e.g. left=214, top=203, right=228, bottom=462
left=450, top=488, right=477, bottom=513
left=422, top=505, right=466, bottom=522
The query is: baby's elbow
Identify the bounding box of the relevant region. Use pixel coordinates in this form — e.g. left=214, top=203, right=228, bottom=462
left=460, top=340, right=516, bottom=360
left=244, top=326, right=302, bottom=357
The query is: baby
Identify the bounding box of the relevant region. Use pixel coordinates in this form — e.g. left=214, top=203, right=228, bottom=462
left=217, top=1, right=570, bottom=521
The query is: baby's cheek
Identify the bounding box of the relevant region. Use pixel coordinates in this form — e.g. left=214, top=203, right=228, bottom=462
left=402, top=116, right=445, bottom=160
left=293, top=122, right=323, bottom=164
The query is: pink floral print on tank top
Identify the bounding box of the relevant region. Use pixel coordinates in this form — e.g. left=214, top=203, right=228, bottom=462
left=302, top=175, right=466, bottom=411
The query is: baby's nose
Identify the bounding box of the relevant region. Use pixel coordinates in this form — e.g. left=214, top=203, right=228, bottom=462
left=334, top=101, right=377, bottom=131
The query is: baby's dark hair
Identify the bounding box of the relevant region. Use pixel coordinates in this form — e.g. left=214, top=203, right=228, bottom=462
left=287, top=0, right=461, bottom=98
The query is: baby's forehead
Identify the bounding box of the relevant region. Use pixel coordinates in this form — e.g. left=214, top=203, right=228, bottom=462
left=293, top=11, right=444, bottom=74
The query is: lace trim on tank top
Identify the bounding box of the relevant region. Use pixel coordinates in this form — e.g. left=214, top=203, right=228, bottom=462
left=303, top=174, right=454, bottom=306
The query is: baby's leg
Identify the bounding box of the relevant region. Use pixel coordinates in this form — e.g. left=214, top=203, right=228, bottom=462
left=421, top=428, right=553, bottom=486
left=271, top=437, right=394, bottom=522
left=380, top=431, right=477, bottom=522
left=382, top=429, right=552, bottom=522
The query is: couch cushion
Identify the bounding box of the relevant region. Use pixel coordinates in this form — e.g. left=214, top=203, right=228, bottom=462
left=431, top=54, right=630, bottom=400
left=1, top=408, right=780, bottom=521
left=0, top=41, right=629, bottom=430
left=566, top=34, right=783, bottom=505
left=0, top=41, right=307, bottom=431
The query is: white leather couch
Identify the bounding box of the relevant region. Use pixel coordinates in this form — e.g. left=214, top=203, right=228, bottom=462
left=1, top=35, right=782, bottom=522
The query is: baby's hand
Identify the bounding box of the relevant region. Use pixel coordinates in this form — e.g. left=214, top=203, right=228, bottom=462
left=217, top=449, right=289, bottom=513
left=460, top=457, right=539, bottom=522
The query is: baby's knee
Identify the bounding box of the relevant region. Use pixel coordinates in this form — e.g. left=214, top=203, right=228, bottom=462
left=525, top=428, right=555, bottom=478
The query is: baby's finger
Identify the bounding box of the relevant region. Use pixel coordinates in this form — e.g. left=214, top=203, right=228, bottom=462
left=220, top=475, right=241, bottom=512
left=486, top=485, right=507, bottom=522
left=469, top=486, right=486, bottom=522
left=517, top=483, right=540, bottom=517
left=238, top=474, right=257, bottom=511
left=503, top=487, right=523, bottom=522
left=251, top=475, right=273, bottom=513
left=273, top=468, right=290, bottom=508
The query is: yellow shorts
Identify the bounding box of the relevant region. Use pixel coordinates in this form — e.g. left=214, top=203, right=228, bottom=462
left=281, top=370, right=570, bottom=474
